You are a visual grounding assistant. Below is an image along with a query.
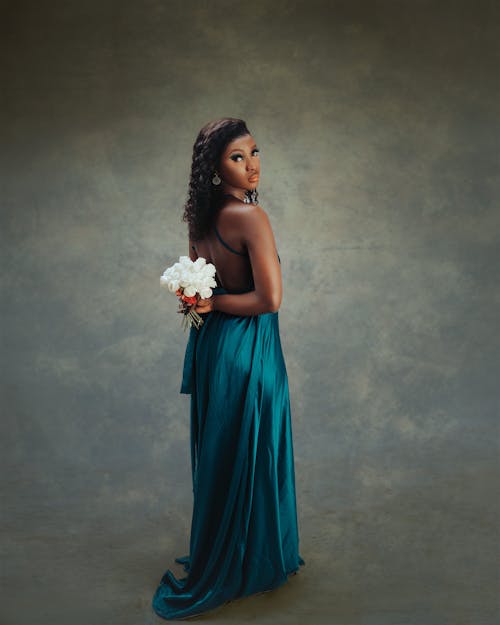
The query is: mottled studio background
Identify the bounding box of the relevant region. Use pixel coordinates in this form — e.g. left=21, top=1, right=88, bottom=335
left=1, top=1, right=499, bottom=624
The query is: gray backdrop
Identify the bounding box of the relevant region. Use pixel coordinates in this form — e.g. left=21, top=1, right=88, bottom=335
left=1, top=1, right=499, bottom=624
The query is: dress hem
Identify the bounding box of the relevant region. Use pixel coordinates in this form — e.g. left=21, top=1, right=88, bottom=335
left=152, top=556, right=305, bottom=621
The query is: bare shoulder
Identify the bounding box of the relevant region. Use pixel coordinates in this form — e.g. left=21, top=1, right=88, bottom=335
left=219, top=200, right=270, bottom=228
left=229, top=202, right=270, bottom=224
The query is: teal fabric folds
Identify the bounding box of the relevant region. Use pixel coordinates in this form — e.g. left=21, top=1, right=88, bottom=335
left=152, top=285, right=305, bottom=620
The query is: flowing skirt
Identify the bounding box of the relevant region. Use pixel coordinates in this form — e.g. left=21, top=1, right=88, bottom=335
left=152, top=286, right=305, bottom=619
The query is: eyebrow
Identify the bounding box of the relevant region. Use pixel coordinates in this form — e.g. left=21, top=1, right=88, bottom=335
left=229, top=144, right=258, bottom=154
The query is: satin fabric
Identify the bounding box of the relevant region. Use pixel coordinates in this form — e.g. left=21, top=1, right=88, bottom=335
left=152, top=284, right=305, bottom=620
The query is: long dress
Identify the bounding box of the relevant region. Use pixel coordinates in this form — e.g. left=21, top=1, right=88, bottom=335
left=152, top=228, right=305, bottom=620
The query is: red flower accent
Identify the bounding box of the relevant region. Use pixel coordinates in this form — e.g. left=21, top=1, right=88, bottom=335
left=182, top=295, right=197, bottom=305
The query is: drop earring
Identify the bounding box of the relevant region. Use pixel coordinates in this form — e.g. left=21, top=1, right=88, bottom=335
left=212, top=171, right=221, bottom=185
left=244, top=188, right=259, bottom=204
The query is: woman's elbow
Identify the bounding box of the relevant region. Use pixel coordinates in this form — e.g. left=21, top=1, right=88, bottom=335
left=256, top=285, right=282, bottom=313
left=265, top=292, right=282, bottom=313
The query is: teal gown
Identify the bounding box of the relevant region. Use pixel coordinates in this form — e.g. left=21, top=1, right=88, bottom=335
left=152, top=228, right=305, bottom=620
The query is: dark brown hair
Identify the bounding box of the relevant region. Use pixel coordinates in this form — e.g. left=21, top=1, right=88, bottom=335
left=182, top=117, right=251, bottom=241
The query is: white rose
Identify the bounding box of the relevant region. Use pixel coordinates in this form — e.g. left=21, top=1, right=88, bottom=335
left=193, top=257, right=206, bottom=270
left=168, top=279, right=179, bottom=293
left=200, top=286, right=213, bottom=299
left=201, top=274, right=216, bottom=287
left=205, top=263, right=216, bottom=277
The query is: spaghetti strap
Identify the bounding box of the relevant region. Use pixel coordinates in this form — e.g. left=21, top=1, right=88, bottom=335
left=213, top=223, right=248, bottom=256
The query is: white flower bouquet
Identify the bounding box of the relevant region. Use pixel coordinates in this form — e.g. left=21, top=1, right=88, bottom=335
left=160, top=256, right=217, bottom=330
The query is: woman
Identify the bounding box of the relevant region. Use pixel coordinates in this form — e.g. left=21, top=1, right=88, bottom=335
left=152, top=118, right=305, bottom=620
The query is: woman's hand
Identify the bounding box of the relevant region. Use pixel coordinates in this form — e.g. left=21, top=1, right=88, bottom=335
left=194, top=295, right=215, bottom=314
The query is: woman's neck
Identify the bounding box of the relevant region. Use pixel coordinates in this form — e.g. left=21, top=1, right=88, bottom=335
left=222, top=192, right=246, bottom=203
left=221, top=186, right=247, bottom=202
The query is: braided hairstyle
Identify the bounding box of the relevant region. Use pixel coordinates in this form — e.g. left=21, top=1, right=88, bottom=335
left=182, top=117, right=251, bottom=241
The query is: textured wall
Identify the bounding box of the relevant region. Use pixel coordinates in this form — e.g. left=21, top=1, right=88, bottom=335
left=1, top=1, right=499, bottom=624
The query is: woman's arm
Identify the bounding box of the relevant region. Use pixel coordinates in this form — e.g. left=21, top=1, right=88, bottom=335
left=197, top=204, right=282, bottom=316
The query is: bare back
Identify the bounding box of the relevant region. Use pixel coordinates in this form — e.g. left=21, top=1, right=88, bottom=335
left=189, top=200, right=256, bottom=292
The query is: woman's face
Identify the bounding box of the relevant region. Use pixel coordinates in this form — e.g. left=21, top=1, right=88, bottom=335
left=217, top=134, right=260, bottom=191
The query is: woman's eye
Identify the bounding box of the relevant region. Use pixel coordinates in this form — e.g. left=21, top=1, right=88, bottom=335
left=230, top=149, right=259, bottom=162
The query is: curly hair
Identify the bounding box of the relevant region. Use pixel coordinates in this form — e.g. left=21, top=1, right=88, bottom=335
left=182, top=117, right=252, bottom=241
